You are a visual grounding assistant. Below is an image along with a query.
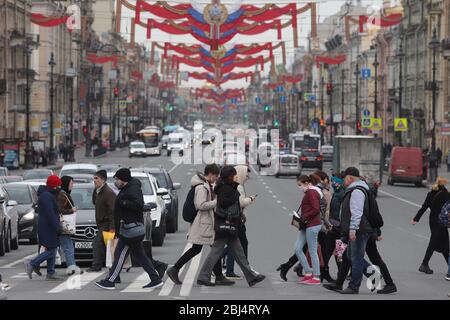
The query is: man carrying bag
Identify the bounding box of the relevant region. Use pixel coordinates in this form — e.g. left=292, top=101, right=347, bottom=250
left=95, top=168, right=163, bottom=290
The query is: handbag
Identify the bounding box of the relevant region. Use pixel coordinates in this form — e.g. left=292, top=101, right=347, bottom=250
left=214, top=219, right=238, bottom=237
left=119, top=220, right=145, bottom=239
left=60, top=194, right=76, bottom=235
left=291, top=206, right=308, bottom=230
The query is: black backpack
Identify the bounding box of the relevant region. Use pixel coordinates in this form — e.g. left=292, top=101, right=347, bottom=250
left=182, top=184, right=202, bottom=223
left=353, top=186, right=384, bottom=229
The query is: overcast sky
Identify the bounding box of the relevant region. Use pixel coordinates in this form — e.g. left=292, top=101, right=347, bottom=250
left=116, top=0, right=388, bottom=89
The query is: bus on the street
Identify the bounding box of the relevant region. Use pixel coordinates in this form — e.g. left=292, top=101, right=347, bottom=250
left=289, top=131, right=321, bottom=155
left=136, top=126, right=162, bottom=156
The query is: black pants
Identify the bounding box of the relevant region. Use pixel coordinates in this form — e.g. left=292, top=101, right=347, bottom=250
left=91, top=230, right=107, bottom=269
left=422, top=224, right=449, bottom=266
left=336, top=238, right=394, bottom=287
left=174, top=244, right=223, bottom=277
left=318, top=231, right=339, bottom=268
left=107, top=238, right=159, bottom=282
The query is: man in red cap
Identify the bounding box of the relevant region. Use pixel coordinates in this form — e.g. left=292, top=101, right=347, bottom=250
left=24, top=175, right=64, bottom=280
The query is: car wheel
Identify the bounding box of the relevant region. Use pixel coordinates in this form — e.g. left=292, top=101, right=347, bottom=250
left=166, top=209, right=177, bottom=234
left=167, top=151, right=171, bottom=157
left=388, top=177, right=393, bottom=186
left=415, top=181, right=422, bottom=188
left=275, top=174, right=280, bottom=178
left=29, top=237, right=38, bottom=245
left=5, top=225, right=11, bottom=253
left=0, top=228, right=5, bottom=256
left=152, top=226, right=165, bottom=247
left=11, top=229, right=19, bottom=250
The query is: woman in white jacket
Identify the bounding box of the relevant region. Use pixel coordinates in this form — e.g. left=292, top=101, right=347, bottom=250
left=223, top=165, right=255, bottom=279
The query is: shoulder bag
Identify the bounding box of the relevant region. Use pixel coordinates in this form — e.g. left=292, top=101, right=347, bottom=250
left=119, top=220, right=145, bottom=240
left=291, top=205, right=308, bottom=230
left=60, top=194, right=76, bottom=235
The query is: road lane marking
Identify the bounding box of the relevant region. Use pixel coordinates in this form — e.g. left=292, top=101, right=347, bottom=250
left=48, top=271, right=105, bottom=293
left=378, top=190, right=421, bottom=208
left=273, top=195, right=277, bottom=199
left=277, top=201, right=281, bottom=204
left=0, top=253, right=36, bottom=269
left=121, top=272, right=157, bottom=293
left=169, top=162, right=182, bottom=174
left=265, top=186, right=270, bottom=189
left=159, top=243, right=191, bottom=296
left=179, top=247, right=202, bottom=297
left=282, top=207, right=287, bottom=210
left=11, top=273, right=29, bottom=279
left=393, top=226, right=430, bottom=241
left=268, top=190, right=273, bottom=193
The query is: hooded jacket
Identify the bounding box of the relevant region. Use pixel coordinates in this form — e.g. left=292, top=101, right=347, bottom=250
left=235, top=165, right=253, bottom=223
left=340, top=179, right=373, bottom=235
left=113, top=178, right=144, bottom=237
left=188, top=173, right=217, bottom=245
left=37, top=186, right=62, bottom=248
left=92, top=183, right=116, bottom=231
left=57, top=176, right=75, bottom=216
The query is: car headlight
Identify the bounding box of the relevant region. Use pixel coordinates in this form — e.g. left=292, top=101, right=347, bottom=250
left=22, top=211, right=35, bottom=221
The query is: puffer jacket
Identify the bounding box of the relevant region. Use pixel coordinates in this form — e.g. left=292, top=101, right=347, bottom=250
left=113, top=178, right=144, bottom=238
left=37, top=186, right=62, bottom=249
left=235, top=165, right=253, bottom=223
left=188, top=173, right=217, bottom=245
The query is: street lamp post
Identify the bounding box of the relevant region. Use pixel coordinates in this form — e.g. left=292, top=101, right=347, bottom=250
left=429, top=28, right=440, bottom=183
left=396, top=42, right=405, bottom=146
left=372, top=44, right=379, bottom=119
left=48, top=53, right=57, bottom=165
left=67, top=62, right=76, bottom=162
left=355, top=60, right=361, bottom=135
left=24, top=40, right=33, bottom=169
left=341, top=69, right=345, bottom=135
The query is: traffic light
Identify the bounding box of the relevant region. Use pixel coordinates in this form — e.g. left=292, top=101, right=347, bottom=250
left=113, top=87, right=119, bottom=97
left=357, top=121, right=362, bottom=134
left=264, top=105, right=270, bottom=112
left=327, top=83, right=332, bottom=95
left=320, top=119, right=325, bottom=127
left=273, top=119, right=280, bottom=128
left=168, top=105, right=174, bottom=112
left=82, top=126, right=87, bottom=137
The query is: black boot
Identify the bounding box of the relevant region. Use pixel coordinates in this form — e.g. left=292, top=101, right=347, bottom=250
left=276, top=259, right=297, bottom=282
left=320, top=266, right=336, bottom=284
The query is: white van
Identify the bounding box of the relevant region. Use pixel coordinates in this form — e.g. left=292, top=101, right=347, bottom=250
left=167, top=131, right=190, bottom=157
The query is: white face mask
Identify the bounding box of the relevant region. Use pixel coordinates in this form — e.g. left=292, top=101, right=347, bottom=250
left=114, top=180, right=126, bottom=190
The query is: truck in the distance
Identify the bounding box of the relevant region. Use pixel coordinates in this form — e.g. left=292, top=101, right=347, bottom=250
left=332, top=135, right=383, bottom=197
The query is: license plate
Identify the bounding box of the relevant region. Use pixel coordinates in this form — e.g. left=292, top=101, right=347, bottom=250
left=75, top=242, right=92, bottom=249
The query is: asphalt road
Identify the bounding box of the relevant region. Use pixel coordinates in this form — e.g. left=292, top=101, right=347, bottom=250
left=1, top=147, right=449, bottom=300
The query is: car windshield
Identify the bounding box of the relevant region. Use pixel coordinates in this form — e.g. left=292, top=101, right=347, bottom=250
left=131, top=142, right=145, bottom=148
left=23, top=170, right=51, bottom=180
left=107, top=177, right=154, bottom=195
left=169, top=138, right=183, bottom=144
left=281, top=157, right=298, bottom=164
left=60, top=169, right=96, bottom=176
left=70, top=187, right=94, bottom=210
left=152, top=173, right=168, bottom=189
left=4, top=186, right=32, bottom=204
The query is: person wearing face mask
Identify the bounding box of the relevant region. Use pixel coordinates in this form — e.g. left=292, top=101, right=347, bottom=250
left=167, top=164, right=233, bottom=286
left=57, top=176, right=83, bottom=275
left=223, top=165, right=256, bottom=280
left=196, top=166, right=265, bottom=287
left=294, top=174, right=323, bottom=285
left=24, top=175, right=64, bottom=281
left=95, top=168, right=163, bottom=290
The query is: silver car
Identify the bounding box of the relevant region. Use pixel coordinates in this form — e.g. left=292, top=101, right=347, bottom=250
left=0, top=185, right=19, bottom=255
left=275, top=154, right=301, bottom=178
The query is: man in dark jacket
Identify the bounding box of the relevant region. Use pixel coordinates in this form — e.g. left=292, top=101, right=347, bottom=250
left=95, top=168, right=163, bottom=290
left=24, top=175, right=63, bottom=280
left=87, top=170, right=116, bottom=272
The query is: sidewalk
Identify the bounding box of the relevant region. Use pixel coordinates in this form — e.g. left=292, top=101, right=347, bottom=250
left=10, top=146, right=124, bottom=175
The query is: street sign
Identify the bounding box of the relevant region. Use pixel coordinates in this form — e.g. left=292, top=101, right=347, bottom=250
left=394, top=118, right=408, bottom=131
left=255, top=97, right=262, bottom=104
left=41, top=120, right=49, bottom=134
left=361, top=68, right=371, bottom=79
left=361, top=117, right=372, bottom=128
left=280, top=96, right=286, bottom=103
left=362, top=109, right=370, bottom=117
left=304, top=93, right=316, bottom=102
left=372, top=118, right=382, bottom=132
left=440, top=124, right=450, bottom=136
left=276, top=86, right=284, bottom=93
left=108, top=70, right=117, bottom=80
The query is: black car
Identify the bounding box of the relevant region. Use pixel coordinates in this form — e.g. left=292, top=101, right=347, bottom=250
left=131, top=167, right=181, bottom=233
left=299, top=149, right=323, bottom=170
left=4, top=183, right=39, bottom=244
left=70, top=183, right=155, bottom=263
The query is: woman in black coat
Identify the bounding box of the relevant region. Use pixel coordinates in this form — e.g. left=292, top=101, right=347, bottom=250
left=412, top=177, right=450, bottom=274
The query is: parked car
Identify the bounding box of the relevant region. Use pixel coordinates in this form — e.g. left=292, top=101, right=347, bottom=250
left=129, top=141, right=147, bottom=158
left=0, top=167, right=9, bottom=176
left=258, top=142, right=276, bottom=170
left=23, top=169, right=54, bottom=181
left=107, top=171, right=168, bottom=247
left=0, top=185, right=19, bottom=255
left=299, top=149, right=323, bottom=170
left=0, top=176, right=23, bottom=184
left=388, top=147, right=424, bottom=187
left=59, top=164, right=98, bottom=177
left=275, top=154, right=301, bottom=178
left=321, top=145, right=334, bottom=162
left=4, top=183, right=38, bottom=244
left=11, top=181, right=45, bottom=193
left=132, top=167, right=181, bottom=234
left=97, top=164, right=122, bottom=173
left=3, top=151, right=19, bottom=169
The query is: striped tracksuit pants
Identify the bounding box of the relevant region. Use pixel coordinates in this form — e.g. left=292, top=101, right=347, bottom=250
left=106, top=238, right=159, bottom=283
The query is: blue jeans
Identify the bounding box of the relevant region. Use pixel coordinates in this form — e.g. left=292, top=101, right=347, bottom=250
left=295, top=224, right=322, bottom=276
left=347, top=233, right=371, bottom=291
left=447, top=256, right=450, bottom=275
left=30, top=247, right=57, bottom=276
left=59, top=235, right=76, bottom=267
